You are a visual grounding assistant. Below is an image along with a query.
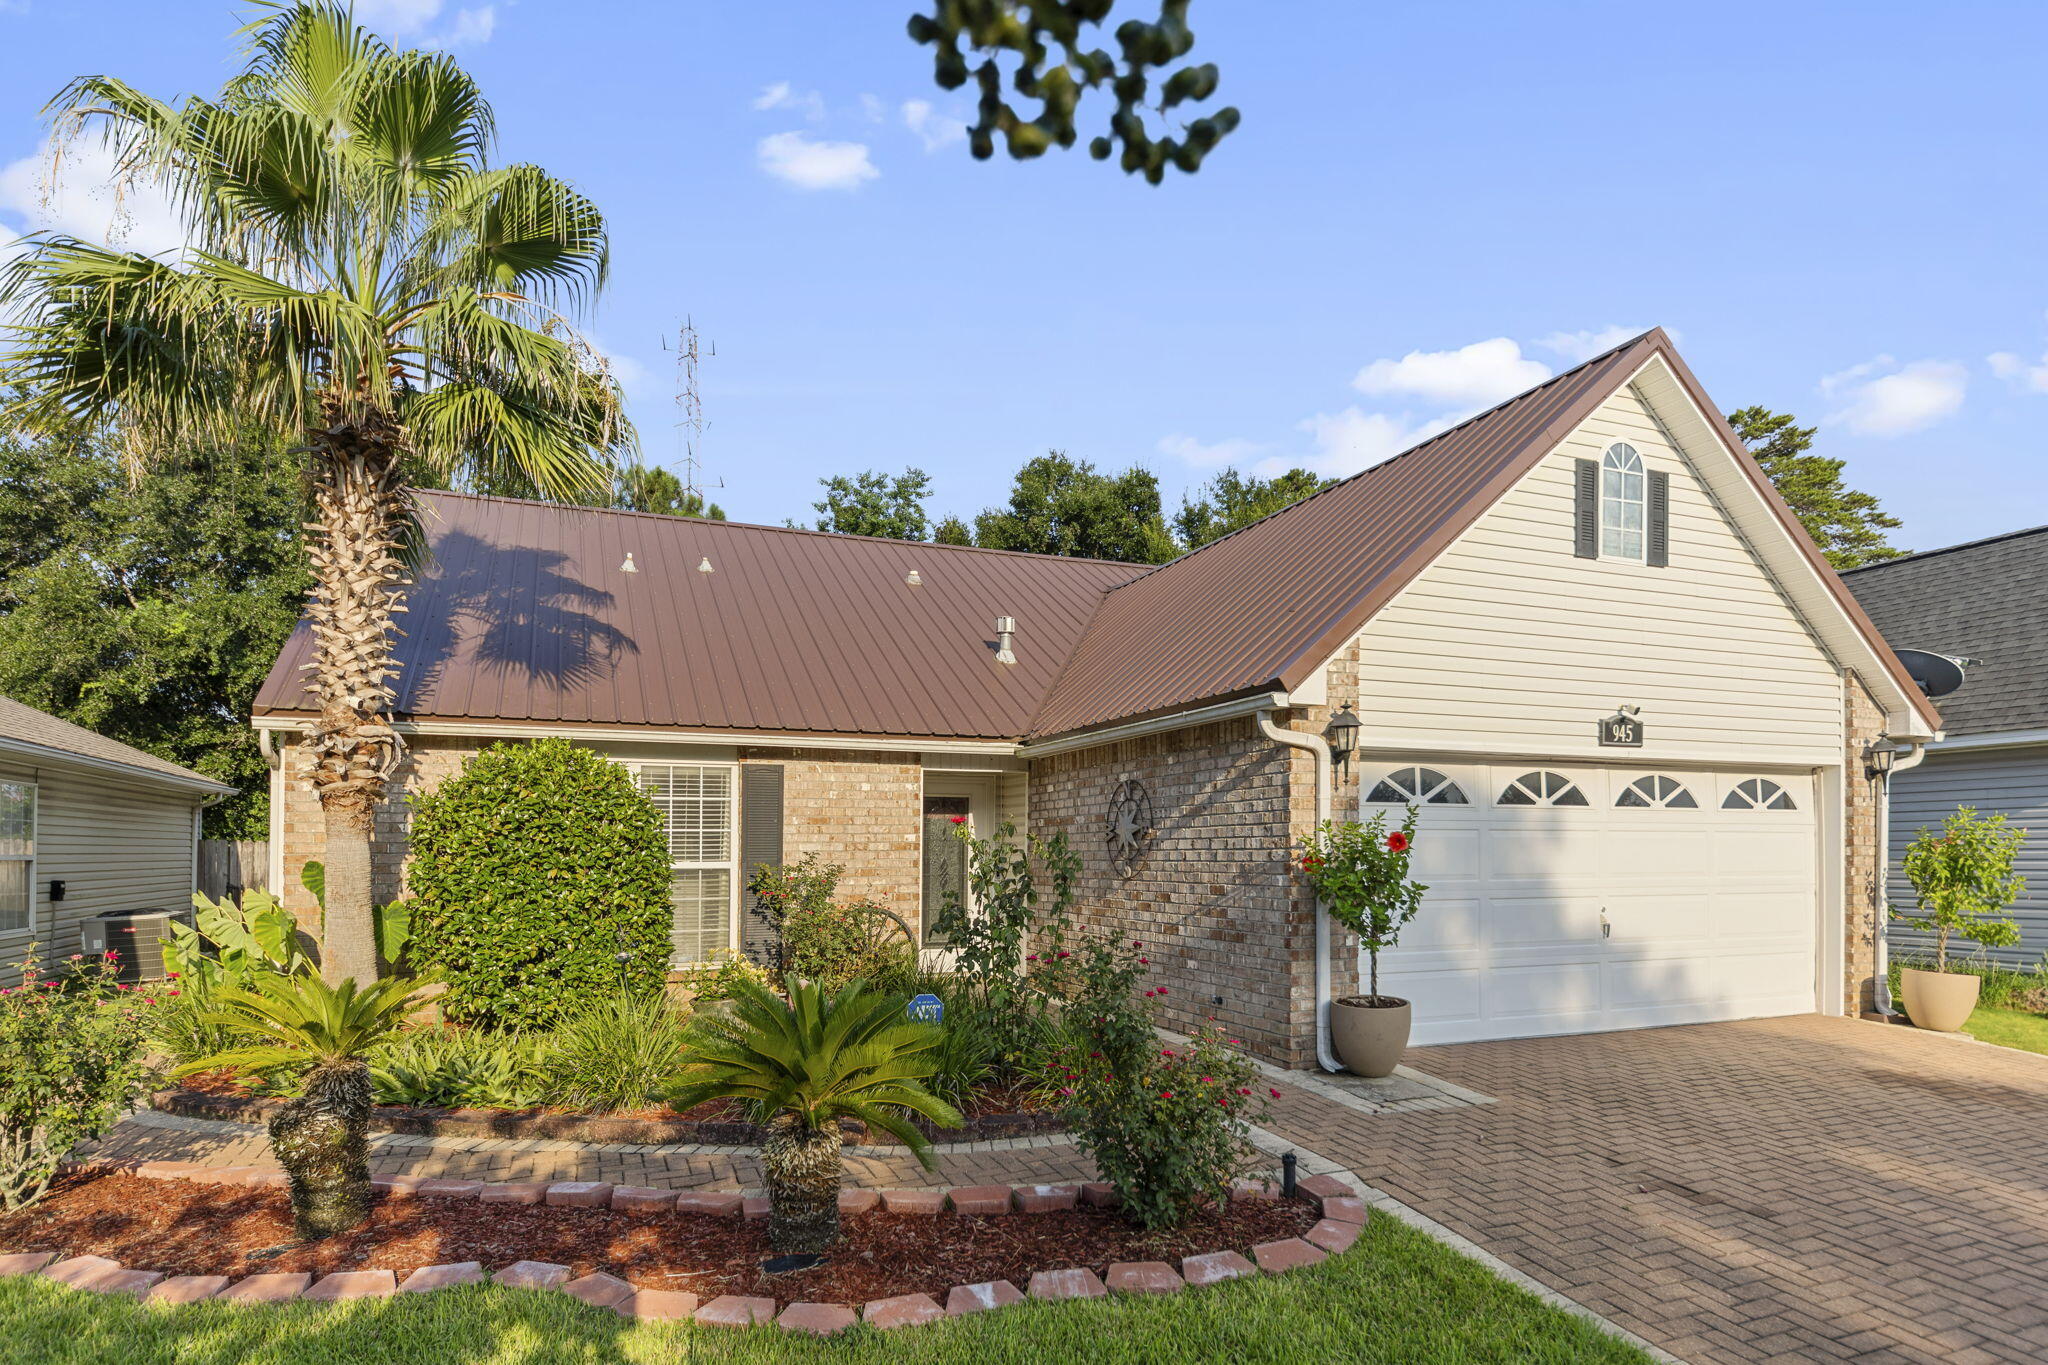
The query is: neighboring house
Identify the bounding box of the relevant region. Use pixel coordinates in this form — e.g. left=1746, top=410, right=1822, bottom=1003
left=0, top=694, right=237, bottom=983
left=1845, top=526, right=2048, bottom=969
left=254, top=329, right=1939, bottom=1067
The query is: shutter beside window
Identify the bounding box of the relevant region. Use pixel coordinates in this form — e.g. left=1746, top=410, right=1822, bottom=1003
left=739, top=764, right=784, bottom=968
left=1646, top=469, right=1670, bottom=567
left=1572, top=458, right=1600, bottom=559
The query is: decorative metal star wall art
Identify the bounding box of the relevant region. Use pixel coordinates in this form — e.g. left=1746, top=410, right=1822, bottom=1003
left=1105, top=778, right=1154, bottom=877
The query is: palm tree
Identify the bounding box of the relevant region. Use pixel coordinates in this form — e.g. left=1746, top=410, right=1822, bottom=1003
left=174, top=970, right=433, bottom=1238
left=667, top=979, right=962, bottom=1253
left=0, top=3, right=632, bottom=986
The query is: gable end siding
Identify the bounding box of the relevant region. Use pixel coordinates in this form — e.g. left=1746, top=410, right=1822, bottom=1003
left=1340, top=385, right=1845, bottom=764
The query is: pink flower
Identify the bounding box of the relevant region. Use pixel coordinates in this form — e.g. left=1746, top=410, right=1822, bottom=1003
left=1200, top=1076, right=1214, bottom=1084
left=1236, top=1087, right=1250, bottom=1096
left=1056, top=951, right=1070, bottom=959
left=1138, top=957, right=1149, bottom=964
left=1268, top=1087, right=1282, bottom=1099
left=1156, top=987, right=1168, bottom=996
left=67, top=954, right=82, bottom=962
left=1161, top=1048, right=1175, bottom=1058
left=1059, top=1087, right=1073, bottom=1096
left=1132, top=941, right=1142, bottom=948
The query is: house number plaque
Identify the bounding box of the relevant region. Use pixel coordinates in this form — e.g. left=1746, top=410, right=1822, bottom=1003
left=1598, top=709, right=1645, bottom=747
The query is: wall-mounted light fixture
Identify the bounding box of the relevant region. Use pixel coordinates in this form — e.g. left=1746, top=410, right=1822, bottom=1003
left=1864, top=738, right=1900, bottom=780
left=1323, top=703, right=1361, bottom=775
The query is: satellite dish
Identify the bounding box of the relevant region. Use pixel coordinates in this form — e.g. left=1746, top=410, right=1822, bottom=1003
left=1895, top=649, right=1967, bottom=698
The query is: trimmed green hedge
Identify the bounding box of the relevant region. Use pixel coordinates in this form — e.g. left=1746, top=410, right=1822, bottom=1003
left=407, top=738, right=671, bottom=1028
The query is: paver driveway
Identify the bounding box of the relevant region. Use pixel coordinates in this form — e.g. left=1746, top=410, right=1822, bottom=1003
left=1261, top=1015, right=2048, bottom=1364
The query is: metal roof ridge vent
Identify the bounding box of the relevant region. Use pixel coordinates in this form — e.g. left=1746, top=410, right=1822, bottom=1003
left=994, top=615, right=1018, bottom=665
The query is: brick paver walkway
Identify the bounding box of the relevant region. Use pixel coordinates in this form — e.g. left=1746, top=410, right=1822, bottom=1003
left=1259, top=1015, right=2048, bottom=1365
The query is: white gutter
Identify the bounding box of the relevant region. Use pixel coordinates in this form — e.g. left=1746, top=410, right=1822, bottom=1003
left=251, top=714, right=1018, bottom=757
left=1256, top=706, right=1343, bottom=1074
left=0, top=735, right=236, bottom=797
left=1872, top=739, right=1928, bottom=1016
left=1919, top=727, right=2048, bottom=754
left=1021, top=692, right=1292, bottom=758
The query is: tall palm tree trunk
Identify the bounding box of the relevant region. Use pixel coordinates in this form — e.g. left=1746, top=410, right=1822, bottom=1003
left=302, top=399, right=410, bottom=987
left=763, top=1114, right=842, bottom=1253
left=269, top=1057, right=374, bottom=1238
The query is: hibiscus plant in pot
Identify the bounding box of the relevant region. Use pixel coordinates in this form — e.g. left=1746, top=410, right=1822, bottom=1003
left=1299, top=806, right=1428, bottom=1077
left=1893, top=806, right=2025, bottom=1033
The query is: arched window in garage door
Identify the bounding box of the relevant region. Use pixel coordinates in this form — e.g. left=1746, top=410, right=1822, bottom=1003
left=1723, top=778, right=1797, bottom=810
left=1616, top=775, right=1698, bottom=809
left=1497, top=771, right=1588, bottom=807
left=1365, top=766, right=1468, bottom=805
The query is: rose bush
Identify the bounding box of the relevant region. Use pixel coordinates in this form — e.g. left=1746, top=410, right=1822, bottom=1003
left=0, top=947, right=154, bottom=1210
left=1042, top=934, right=1272, bottom=1229
left=1299, top=806, right=1428, bottom=1001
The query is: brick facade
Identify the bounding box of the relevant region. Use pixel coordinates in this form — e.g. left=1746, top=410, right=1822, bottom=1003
left=275, top=733, right=926, bottom=950
left=1026, top=714, right=1330, bottom=1067
left=1844, top=671, right=1888, bottom=1016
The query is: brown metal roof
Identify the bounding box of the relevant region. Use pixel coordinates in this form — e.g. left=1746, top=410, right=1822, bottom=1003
left=1028, top=329, right=1944, bottom=739
left=253, top=492, right=1145, bottom=741
left=256, top=331, right=1938, bottom=746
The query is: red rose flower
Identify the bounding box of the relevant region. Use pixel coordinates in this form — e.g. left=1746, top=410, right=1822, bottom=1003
left=949, top=814, right=967, bottom=825
left=1386, top=831, right=1410, bottom=853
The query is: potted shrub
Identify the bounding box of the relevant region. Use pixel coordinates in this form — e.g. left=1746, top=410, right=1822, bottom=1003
left=1893, top=807, right=2026, bottom=1032
left=1299, top=807, right=1427, bottom=1077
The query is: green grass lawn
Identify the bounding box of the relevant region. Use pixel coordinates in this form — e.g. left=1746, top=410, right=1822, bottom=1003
left=0, top=1210, right=1650, bottom=1365
left=1963, top=1005, right=2048, bottom=1056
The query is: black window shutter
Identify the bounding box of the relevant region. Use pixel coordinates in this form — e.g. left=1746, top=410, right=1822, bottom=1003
left=739, top=764, right=784, bottom=967
left=1572, top=458, right=1600, bottom=559
left=1646, top=469, right=1670, bottom=567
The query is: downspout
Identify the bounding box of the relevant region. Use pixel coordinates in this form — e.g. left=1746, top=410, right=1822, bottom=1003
left=1871, top=738, right=1928, bottom=1016
left=1256, top=707, right=1343, bottom=1073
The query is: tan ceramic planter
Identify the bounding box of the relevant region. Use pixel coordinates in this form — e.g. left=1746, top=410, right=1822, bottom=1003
left=1900, top=966, right=1981, bottom=1033
left=1330, top=997, right=1412, bottom=1078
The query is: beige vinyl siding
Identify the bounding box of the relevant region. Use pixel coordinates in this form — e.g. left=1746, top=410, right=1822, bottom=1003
left=997, top=769, right=1029, bottom=834
left=0, top=756, right=202, bottom=985
left=1346, top=384, right=1845, bottom=765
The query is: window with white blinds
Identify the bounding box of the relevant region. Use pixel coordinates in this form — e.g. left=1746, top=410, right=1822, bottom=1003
left=0, top=782, right=32, bottom=933
left=634, top=764, right=736, bottom=966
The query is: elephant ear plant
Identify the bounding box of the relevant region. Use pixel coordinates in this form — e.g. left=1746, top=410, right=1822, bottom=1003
left=665, top=978, right=960, bottom=1254
left=175, top=970, right=437, bottom=1239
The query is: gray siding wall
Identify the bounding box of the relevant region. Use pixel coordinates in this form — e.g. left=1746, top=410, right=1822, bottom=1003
left=1886, top=744, right=2048, bottom=968
left=0, top=755, right=204, bottom=986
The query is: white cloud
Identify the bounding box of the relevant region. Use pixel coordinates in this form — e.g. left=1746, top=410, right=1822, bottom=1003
left=752, top=82, right=827, bottom=122
left=901, top=99, right=968, bottom=153
left=0, top=136, right=187, bottom=257
left=1820, top=355, right=1967, bottom=437
left=756, top=131, right=878, bottom=191
left=1352, top=337, right=1552, bottom=408
left=1156, top=433, right=1269, bottom=468
left=1533, top=324, right=1652, bottom=364
left=1989, top=349, right=2048, bottom=394
left=1296, top=408, right=1457, bottom=477
left=351, top=1, right=495, bottom=47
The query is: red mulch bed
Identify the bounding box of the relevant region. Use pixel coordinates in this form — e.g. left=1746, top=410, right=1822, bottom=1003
left=0, top=1173, right=1316, bottom=1303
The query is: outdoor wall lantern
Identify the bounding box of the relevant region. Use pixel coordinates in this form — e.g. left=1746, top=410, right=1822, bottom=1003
left=1324, top=704, right=1361, bottom=774
left=1864, top=738, right=1900, bottom=780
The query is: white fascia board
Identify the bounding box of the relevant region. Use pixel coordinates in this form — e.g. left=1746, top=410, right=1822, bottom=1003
left=1627, top=356, right=1937, bottom=741
left=1921, top=728, right=2048, bottom=754
left=248, top=715, right=1019, bottom=756
left=1021, top=692, right=1291, bottom=758
left=0, top=735, right=235, bottom=798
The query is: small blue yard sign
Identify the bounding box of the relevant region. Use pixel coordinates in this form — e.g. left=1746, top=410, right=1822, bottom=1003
left=906, top=993, right=944, bottom=1024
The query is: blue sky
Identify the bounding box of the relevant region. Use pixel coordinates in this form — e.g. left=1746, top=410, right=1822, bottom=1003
left=3, top=1, right=2044, bottom=552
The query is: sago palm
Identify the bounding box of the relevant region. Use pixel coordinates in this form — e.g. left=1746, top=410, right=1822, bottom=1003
left=174, top=970, right=435, bottom=1238
left=667, top=979, right=962, bottom=1254
left=0, top=3, right=632, bottom=986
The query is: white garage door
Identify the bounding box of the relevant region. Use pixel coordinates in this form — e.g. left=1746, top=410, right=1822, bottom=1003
left=1362, top=761, right=1818, bottom=1045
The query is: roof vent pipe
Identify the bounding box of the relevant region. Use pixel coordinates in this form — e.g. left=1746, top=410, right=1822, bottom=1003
left=993, top=616, right=1017, bottom=665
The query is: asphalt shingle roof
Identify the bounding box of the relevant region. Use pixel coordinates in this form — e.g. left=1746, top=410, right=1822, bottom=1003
left=0, top=694, right=234, bottom=790
left=1843, top=525, right=2048, bottom=736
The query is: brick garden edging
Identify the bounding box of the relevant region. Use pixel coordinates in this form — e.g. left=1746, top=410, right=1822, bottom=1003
left=149, top=1088, right=1066, bottom=1147
left=15, top=1162, right=1366, bottom=1335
